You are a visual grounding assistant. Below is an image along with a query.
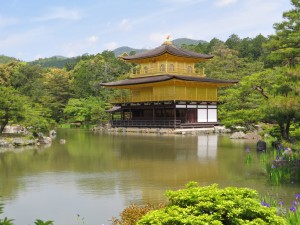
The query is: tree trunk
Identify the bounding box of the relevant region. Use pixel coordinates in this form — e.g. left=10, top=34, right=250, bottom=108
left=0, top=113, right=9, bottom=134
left=278, top=121, right=288, bottom=140
left=278, top=119, right=291, bottom=141
left=285, top=117, right=291, bottom=141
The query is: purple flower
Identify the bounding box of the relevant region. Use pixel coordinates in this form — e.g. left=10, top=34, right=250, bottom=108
left=271, top=164, right=276, bottom=169
left=290, top=205, right=297, bottom=212
left=278, top=199, right=284, bottom=206
left=293, top=201, right=299, bottom=206
left=276, top=155, right=280, bottom=160
left=246, top=147, right=250, bottom=153
left=295, top=194, right=300, bottom=199
left=261, top=201, right=270, bottom=207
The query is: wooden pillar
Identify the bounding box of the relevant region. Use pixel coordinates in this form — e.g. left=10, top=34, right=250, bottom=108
left=185, top=103, right=187, bottom=123
left=174, top=103, right=176, bottom=129
left=152, top=104, right=155, bottom=121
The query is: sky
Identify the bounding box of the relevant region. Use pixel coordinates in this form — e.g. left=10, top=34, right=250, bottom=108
left=0, top=0, right=293, bottom=61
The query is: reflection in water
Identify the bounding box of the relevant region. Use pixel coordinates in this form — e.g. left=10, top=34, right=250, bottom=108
left=197, top=135, right=217, bottom=159
left=0, top=129, right=298, bottom=225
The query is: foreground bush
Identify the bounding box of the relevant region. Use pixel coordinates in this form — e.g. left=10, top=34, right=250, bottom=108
left=137, top=182, right=286, bottom=225
left=111, top=203, right=165, bottom=225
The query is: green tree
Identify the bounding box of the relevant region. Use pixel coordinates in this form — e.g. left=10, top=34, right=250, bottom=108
left=0, top=86, right=53, bottom=134
left=264, top=0, right=300, bottom=67
left=203, top=42, right=264, bottom=81
left=9, top=62, right=43, bottom=97
left=225, top=34, right=242, bottom=52
left=0, top=86, right=26, bottom=133
left=39, top=68, right=73, bottom=122
left=220, top=67, right=300, bottom=140
left=63, top=97, right=110, bottom=125
left=72, top=51, right=130, bottom=99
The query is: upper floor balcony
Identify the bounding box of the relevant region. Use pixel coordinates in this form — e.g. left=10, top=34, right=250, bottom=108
left=130, top=63, right=206, bottom=78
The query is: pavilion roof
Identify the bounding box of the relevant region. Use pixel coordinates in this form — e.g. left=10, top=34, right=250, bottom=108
left=101, top=75, right=237, bottom=87
left=120, top=43, right=213, bottom=61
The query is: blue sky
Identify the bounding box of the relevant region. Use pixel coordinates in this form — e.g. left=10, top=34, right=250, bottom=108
left=0, top=0, right=292, bottom=61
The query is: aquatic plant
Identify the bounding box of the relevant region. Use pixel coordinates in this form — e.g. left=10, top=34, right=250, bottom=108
left=245, top=147, right=253, bottom=165
left=286, top=194, right=300, bottom=225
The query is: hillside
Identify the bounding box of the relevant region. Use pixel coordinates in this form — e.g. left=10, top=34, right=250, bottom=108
left=172, top=38, right=207, bottom=47
left=0, top=55, right=19, bottom=64
left=29, top=56, right=78, bottom=68
left=113, top=46, right=147, bottom=57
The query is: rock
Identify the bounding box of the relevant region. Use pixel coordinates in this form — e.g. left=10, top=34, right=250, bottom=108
left=0, top=139, right=9, bottom=147
left=12, top=138, right=25, bottom=146
left=283, top=148, right=293, bottom=156
left=49, top=130, right=57, bottom=138
left=230, top=131, right=246, bottom=139
left=256, top=140, right=267, bottom=152
left=59, top=139, right=66, bottom=144
left=38, top=136, right=52, bottom=145
left=234, top=126, right=246, bottom=131
left=26, top=139, right=37, bottom=145
left=3, top=125, right=29, bottom=135
left=244, top=132, right=262, bottom=140
left=214, top=126, right=231, bottom=133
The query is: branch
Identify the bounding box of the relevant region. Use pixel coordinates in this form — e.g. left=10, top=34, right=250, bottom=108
left=254, top=86, right=269, bottom=99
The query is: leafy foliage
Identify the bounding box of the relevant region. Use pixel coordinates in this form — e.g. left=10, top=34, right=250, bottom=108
left=264, top=0, right=300, bottom=67
left=0, top=55, right=19, bottom=64
left=137, top=182, right=286, bottom=225
left=34, top=219, right=54, bottom=225
left=64, top=97, right=110, bottom=125
left=111, top=203, right=165, bottom=225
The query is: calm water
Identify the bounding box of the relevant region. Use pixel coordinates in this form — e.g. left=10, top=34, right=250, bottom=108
left=0, top=129, right=298, bottom=225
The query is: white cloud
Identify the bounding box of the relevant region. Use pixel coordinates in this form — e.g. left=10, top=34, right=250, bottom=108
left=62, top=36, right=101, bottom=57
left=119, top=19, right=132, bottom=31
left=103, top=42, right=118, bottom=50
left=214, top=0, right=238, bottom=7
left=87, top=36, right=98, bottom=43
left=34, top=7, right=83, bottom=21
left=0, top=27, right=46, bottom=49
left=34, top=54, right=44, bottom=60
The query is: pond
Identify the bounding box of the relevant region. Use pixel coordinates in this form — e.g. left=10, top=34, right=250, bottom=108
left=0, top=129, right=298, bottom=225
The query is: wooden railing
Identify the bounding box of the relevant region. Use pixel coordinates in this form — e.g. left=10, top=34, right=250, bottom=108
left=111, top=120, right=181, bottom=128
left=131, top=67, right=205, bottom=78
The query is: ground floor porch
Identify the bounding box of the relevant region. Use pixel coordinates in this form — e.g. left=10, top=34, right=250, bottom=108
left=108, top=101, right=220, bottom=129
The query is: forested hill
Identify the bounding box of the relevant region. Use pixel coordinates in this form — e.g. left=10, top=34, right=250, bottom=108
left=173, top=38, right=207, bottom=47
left=113, top=47, right=147, bottom=57
left=113, top=38, right=207, bottom=56
left=0, top=55, right=19, bottom=64
left=29, top=56, right=79, bottom=69
left=21, top=38, right=206, bottom=68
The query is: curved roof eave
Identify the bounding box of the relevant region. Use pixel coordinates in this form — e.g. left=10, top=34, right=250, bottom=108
left=101, top=75, right=238, bottom=87
left=121, top=44, right=214, bottom=61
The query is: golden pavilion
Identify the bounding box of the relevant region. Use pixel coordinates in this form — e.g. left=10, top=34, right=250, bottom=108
left=101, top=39, right=237, bottom=128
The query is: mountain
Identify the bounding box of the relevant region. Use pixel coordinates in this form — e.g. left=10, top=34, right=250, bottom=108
left=113, top=46, right=147, bottom=57
left=113, top=38, right=207, bottom=56
left=0, top=55, right=20, bottom=64
left=172, top=38, right=207, bottom=47
left=29, top=56, right=78, bottom=68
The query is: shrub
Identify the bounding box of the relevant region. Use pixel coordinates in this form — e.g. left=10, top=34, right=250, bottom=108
left=137, top=182, right=286, bottom=225
left=111, top=203, right=165, bottom=225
